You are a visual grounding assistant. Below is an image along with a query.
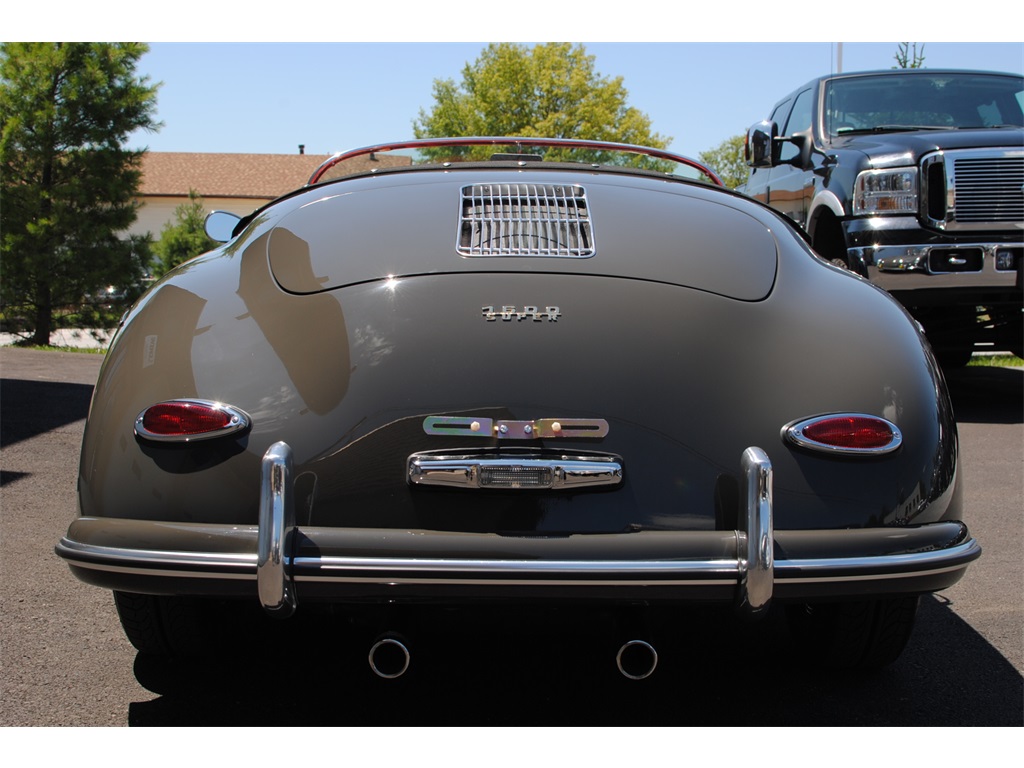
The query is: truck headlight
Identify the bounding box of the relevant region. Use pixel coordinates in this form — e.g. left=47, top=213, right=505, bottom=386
left=853, top=168, right=918, bottom=215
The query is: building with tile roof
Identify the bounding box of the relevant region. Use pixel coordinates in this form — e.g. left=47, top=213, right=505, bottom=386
left=131, top=150, right=411, bottom=240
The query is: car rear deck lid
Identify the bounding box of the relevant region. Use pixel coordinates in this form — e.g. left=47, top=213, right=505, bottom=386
left=267, top=175, right=778, bottom=301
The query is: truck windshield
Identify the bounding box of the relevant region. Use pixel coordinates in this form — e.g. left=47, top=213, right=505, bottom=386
left=824, top=72, right=1024, bottom=137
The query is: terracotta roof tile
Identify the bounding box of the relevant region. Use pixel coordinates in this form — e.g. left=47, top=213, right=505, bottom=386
left=139, top=151, right=409, bottom=199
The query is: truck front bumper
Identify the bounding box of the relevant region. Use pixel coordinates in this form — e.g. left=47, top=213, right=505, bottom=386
left=842, top=217, right=1022, bottom=295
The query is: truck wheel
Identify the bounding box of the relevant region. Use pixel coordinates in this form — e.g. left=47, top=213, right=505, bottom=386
left=812, top=215, right=853, bottom=272
left=934, top=345, right=974, bottom=369
left=786, top=596, right=919, bottom=670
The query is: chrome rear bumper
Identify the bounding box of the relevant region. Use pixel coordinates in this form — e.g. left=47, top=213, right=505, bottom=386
left=56, top=442, right=981, bottom=618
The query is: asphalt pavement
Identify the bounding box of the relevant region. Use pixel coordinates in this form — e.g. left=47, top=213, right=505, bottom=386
left=1, top=347, right=1021, bottom=726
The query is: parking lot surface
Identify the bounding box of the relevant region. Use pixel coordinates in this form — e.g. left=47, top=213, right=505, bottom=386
left=1, top=347, right=1020, bottom=726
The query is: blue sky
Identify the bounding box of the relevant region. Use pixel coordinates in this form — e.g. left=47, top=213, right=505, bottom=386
left=124, top=41, right=1023, bottom=160
left=7, top=7, right=1022, bottom=161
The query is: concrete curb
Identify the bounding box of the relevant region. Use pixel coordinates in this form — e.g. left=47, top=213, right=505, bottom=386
left=0, top=328, right=115, bottom=350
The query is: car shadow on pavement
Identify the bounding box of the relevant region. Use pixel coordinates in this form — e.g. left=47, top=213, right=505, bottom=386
left=945, top=365, right=1023, bottom=425
left=126, top=594, right=1022, bottom=726
left=0, top=378, right=95, bottom=449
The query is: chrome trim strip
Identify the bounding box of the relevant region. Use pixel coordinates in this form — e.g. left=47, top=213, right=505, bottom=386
left=775, top=538, right=982, bottom=577
left=739, top=447, right=773, bottom=616
left=60, top=560, right=255, bottom=580
left=257, top=441, right=297, bottom=617
left=295, top=576, right=740, bottom=587
left=56, top=537, right=257, bottom=574
left=134, top=399, right=251, bottom=443
left=779, top=565, right=974, bottom=585
left=408, top=453, right=622, bottom=490
left=57, top=537, right=979, bottom=587
left=300, top=556, right=739, bottom=575
left=783, top=413, right=903, bottom=456
left=422, top=416, right=609, bottom=440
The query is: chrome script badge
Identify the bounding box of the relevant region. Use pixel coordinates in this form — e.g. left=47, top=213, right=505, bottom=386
left=482, top=305, right=561, bottom=322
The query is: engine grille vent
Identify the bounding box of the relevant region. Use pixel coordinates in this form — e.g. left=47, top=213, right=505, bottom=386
left=457, top=183, right=595, bottom=258
left=953, top=156, right=1024, bottom=223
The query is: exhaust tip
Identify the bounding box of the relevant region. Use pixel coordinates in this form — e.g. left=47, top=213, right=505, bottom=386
left=616, top=640, right=658, bottom=680
left=369, top=636, right=411, bottom=679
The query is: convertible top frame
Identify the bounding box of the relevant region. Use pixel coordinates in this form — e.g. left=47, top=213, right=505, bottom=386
left=307, top=136, right=724, bottom=187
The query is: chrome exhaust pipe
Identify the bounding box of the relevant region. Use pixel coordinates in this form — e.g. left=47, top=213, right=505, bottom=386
left=616, top=640, right=658, bottom=680
left=368, top=635, right=411, bottom=679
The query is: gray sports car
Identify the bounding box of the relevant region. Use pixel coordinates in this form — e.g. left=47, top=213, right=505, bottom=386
left=57, top=137, right=980, bottom=677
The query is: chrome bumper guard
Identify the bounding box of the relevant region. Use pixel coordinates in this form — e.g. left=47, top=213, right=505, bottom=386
left=257, top=442, right=296, bottom=617
left=56, top=442, right=981, bottom=619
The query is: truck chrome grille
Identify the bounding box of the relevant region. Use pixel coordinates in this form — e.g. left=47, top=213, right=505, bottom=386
left=953, top=156, right=1024, bottom=223
left=457, top=183, right=595, bottom=257
left=924, top=149, right=1024, bottom=231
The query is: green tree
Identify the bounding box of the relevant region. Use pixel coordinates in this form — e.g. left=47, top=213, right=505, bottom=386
left=152, top=190, right=216, bottom=277
left=893, top=43, right=926, bottom=69
left=1, top=42, right=159, bottom=344
left=413, top=43, right=669, bottom=164
left=699, top=134, right=749, bottom=190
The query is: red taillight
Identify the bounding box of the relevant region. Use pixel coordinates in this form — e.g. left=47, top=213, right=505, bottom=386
left=135, top=400, right=250, bottom=442
left=784, top=414, right=902, bottom=455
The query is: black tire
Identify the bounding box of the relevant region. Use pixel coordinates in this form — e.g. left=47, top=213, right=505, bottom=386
left=812, top=214, right=855, bottom=273
left=786, top=596, right=919, bottom=670
left=113, top=591, right=236, bottom=657
left=934, top=345, right=974, bottom=370
left=1009, top=321, right=1023, bottom=360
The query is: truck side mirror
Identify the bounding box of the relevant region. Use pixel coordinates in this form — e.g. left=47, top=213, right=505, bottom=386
left=745, top=121, right=777, bottom=168
left=787, top=129, right=815, bottom=171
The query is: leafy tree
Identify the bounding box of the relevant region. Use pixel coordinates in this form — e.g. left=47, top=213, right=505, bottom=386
left=152, top=189, right=216, bottom=277
left=0, top=42, right=159, bottom=344
left=699, top=134, right=749, bottom=190
left=413, top=42, right=670, bottom=164
left=893, top=43, right=926, bottom=69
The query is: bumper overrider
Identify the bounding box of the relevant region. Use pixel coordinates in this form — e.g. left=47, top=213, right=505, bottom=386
left=56, top=443, right=980, bottom=619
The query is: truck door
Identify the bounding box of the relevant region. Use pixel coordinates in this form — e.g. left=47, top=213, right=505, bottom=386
left=743, top=98, right=792, bottom=203
left=766, top=88, right=815, bottom=229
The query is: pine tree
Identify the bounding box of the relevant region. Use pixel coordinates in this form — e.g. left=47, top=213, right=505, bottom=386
left=1, top=43, right=159, bottom=344
left=152, top=190, right=217, bottom=277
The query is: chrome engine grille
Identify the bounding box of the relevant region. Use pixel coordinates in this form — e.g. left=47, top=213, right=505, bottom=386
left=924, top=149, right=1024, bottom=231
left=457, top=183, right=595, bottom=257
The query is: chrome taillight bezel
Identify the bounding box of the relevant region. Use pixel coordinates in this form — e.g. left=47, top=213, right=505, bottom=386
left=135, top=399, right=252, bottom=443
left=782, top=413, right=903, bottom=456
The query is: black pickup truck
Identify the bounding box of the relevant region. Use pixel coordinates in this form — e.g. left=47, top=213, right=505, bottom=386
left=740, top=69, right=1023, bottom=366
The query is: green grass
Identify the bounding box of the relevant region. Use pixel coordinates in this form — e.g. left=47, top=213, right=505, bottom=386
left=4, top=343, right=107, bottom=354
left=968, top=354, right=1023, bottom=367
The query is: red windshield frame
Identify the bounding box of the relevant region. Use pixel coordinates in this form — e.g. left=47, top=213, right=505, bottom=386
left=307, top=137, right=723, bottom=187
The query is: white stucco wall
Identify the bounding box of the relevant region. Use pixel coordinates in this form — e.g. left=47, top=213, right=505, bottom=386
left=127, top=195, right=274, bottom=240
